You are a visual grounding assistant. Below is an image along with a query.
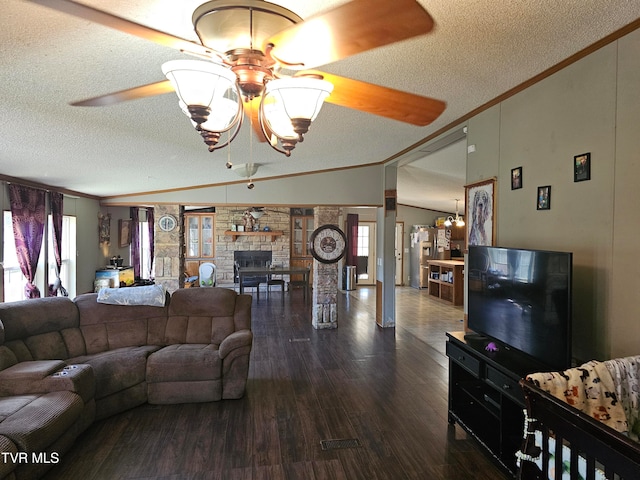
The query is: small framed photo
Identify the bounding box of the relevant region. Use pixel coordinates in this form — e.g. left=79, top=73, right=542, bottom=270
left=511, top=166, right=523, bottom=190
left=118, top=219, right=131, bottom=248
left=574, top=152, right=591, bottom=182
left=537, top=186, right=551, bottom=210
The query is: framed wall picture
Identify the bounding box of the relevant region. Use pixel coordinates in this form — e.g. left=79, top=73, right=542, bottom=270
left=98, top=212, right=111, bottom=244
left=511, top=166, right=523, bottom=190
left=537, top=186, right=551, bottom=210
left=465, top=178, right=496, bottom=247
left=118, top=219, right=132, bottom=248
left=574, top=152, right=591, bottom=182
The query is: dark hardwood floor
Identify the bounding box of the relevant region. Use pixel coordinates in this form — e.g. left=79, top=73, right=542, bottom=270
left=43, top=287, right=512, bottom=480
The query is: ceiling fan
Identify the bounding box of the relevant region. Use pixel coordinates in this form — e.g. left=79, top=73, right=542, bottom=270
left=28, top=0, right=446, bottom=156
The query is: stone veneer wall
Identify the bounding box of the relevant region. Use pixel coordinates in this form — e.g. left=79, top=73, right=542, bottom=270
left=212, top=207, right=291, bottom=285
left=312, top=206, right=340, bottom=329
left=153, top=204, right=182, bottom=292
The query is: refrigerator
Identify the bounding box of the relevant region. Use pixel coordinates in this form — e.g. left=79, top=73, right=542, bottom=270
left=409, top=226, right=438, bottom=288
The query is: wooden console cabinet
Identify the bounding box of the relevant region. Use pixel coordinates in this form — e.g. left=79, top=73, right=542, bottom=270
left=427, top=260, right=464, bottom=305
left=446, top=331, right=551, bottom=475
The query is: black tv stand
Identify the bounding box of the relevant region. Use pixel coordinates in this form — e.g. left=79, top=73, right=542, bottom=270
left=446, top=331, right=552, bottom=475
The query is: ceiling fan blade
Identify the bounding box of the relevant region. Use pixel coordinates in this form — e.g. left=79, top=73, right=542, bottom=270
left=265, top=0, right=434, bottom=69
left=243, top=98, right=269, bottom=143
left=71, top=80, right=174, bottom=107
left=304, top=71, right=446, bottom=126
left=27, top=0, right=215, bottom=58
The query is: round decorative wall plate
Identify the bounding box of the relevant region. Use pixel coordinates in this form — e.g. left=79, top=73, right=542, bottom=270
left=309, top=224, right=347, bottom=264
left=158, top=214, right=177, bottom=232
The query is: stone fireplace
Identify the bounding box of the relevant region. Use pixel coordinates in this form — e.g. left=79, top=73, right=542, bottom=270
left=233, top=251, right=272, bottom=286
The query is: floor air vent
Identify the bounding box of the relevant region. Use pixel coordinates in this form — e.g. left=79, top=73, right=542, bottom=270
left=320, top=438, right=362, bottom=451
left=288, top=338, right=311, bottom=343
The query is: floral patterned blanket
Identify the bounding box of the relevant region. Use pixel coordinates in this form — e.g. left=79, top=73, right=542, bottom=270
left=604, top=355, right=640, bottom=440
left=526, top=360, right=628, bottom=434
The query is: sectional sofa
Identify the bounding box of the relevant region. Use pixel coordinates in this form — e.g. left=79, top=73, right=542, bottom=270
left=0, top=286, right=253, bottom=480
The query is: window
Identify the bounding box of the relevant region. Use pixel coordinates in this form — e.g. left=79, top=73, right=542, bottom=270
left=137, top=218, right=153, bottom=279
left=357, top=225, right=370, bottom=257
left=3, top=212, right=76, bottom=302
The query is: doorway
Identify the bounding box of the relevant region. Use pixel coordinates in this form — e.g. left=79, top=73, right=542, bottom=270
left=356, top=222, right=376, bottom=285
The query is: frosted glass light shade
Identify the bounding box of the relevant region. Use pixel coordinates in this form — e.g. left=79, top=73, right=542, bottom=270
left=162, top=60, right=238, bottom=108
left=264, top=77, right=333, bottom=122
left=262, top=77, right=333, bottom=140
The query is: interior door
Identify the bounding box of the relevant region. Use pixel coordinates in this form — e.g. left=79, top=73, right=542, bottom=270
left=395, top=222, right=404, bottom=285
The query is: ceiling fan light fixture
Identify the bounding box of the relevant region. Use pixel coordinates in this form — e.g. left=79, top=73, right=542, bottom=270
left=192, top=1, right=302, bottom=55
left=162, top=60, right=241, bottom=127
left=263, top=77, right=333, bottom=141
left=180, top=97, right=242, bottom=133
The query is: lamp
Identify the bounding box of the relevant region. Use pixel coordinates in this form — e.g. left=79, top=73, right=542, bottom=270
left=444, top=199, right=465, bottom=228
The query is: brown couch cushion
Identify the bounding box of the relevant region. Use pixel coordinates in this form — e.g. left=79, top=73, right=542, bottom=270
left=24, top=331, right=69, bottom=360
left=0, top=346, right=18, bottom=372
left=68, top=346, right=160, bottom=399
left=146, top=344, right=222, bottom=383
left=0, top=297, right=78, bottom=341
left=0, top=360, right=66, bottom=393
left=165, top=288, right=243, bottom=345
left=0, top=434, right=17, bottom=478
left=74, top=293, right=169, bottom=354
left=0, top=391, right=83, bottom=452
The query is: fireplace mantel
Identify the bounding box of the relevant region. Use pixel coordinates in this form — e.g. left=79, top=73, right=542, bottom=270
left=224, top=230, right=284, bottom=242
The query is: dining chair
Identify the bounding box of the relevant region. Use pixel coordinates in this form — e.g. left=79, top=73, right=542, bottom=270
left=265, top=263, right=286, bottom=303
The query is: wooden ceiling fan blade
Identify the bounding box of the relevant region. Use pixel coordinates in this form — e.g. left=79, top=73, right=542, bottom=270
left=243, top=98, right=269, bottom=143
left=28, top=0, right=215, bottom=58
left=305, top=71, right=446, bottom=126
left=71, top=80, right=174, bottom=107
left=265, top=0, right=434, bottom=70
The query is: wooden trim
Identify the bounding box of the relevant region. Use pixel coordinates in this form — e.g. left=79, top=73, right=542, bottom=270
left=0, top=174, right=100, bottom=200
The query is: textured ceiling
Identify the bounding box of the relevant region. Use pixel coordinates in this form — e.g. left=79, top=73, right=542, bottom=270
left=2, top=1, right=639, bottom=213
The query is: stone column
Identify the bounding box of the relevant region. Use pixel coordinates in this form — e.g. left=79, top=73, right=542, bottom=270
left=312, top=206, right=340, bottom=329
left=153, top=204, right=182, bottom=292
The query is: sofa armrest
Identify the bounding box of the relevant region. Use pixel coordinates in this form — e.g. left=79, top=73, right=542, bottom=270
left=219, top=329, right=253, bottom=359
left=0, top=361, right=95, bottom=402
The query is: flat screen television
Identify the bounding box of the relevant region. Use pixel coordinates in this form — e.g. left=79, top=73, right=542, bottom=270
left=467, top=245, right=572, bottom=370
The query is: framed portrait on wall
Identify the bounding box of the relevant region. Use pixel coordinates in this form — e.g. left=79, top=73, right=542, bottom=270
left=537, top=186, right=551, bottom=210
left=465, top=178, right=496, bottom=247
left=574, top=152, right=591, bottom=182
left=511, top=166, right=523, bottom=190
left=118, top=219, right=132, bottom=248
